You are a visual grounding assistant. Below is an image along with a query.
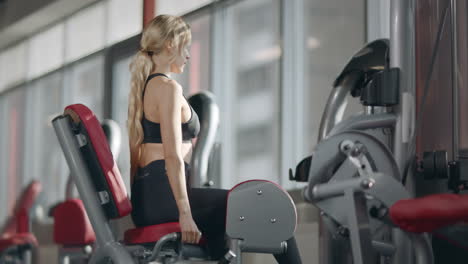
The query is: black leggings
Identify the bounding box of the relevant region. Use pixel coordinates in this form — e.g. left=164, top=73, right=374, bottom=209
left=131, top=160, right=301, bottom=263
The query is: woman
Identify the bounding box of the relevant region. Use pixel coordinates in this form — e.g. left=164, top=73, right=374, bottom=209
left=128, top=14, right=302, bottom=263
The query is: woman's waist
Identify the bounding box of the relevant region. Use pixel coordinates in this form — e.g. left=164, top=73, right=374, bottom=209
left=139, top=143, right=192, bottom=166
left=135, top=159, right=191, bottom=181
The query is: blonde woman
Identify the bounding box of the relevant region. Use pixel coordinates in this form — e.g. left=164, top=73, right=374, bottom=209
left=128, top=14, right=301, bottom=263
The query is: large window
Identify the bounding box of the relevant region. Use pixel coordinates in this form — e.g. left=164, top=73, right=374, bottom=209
left=0, top=0, right=142, bottom=226
left=218, top=0, right=282, bottom=187
left=24, top=72, right=65, bottom=206
left=0, top=96, right=9, bottom=225
left=64, top=55, right=105, bottom=118
left=173, top=11, right=212, bottom=95
left=112, top=55, right=134, bottom=190
left=3, top=88, right=27, bottom=211
left=303, top=0, right=365, bottom=152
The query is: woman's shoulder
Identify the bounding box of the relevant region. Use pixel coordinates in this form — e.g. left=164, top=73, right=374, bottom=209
left=146, top=78, right=183, bottom=101
left=147, top=77, right=182, bottom=94
left=161, top=79, right=183, bottom=95
left=163, top=78, right=182, bottom=89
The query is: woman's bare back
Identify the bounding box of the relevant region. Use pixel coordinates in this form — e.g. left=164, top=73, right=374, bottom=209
left=138, top=76, right=193, bottom=167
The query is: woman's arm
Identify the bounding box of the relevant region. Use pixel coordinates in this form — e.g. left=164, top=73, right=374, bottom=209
left=157, top=81, right=190, bottom=212
left=154, top=80, right=201, bottom=243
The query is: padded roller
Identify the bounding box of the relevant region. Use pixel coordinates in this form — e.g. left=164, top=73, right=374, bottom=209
left=390, top=193, right=468, bottom=233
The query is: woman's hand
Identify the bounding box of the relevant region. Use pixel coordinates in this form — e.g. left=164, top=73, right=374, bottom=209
left=179, top=213, right=202, bottom=244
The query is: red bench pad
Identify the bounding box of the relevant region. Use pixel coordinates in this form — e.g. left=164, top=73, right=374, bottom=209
left=65, top=104, right=131, bottom=218
left=390, top=193, right=468, bottom=233
left=53, top=199, right=96, bottom=246
left=124, top=222, right=207, bottom=245
left=124, top=222, right=181, bottom=244
left=0, top=181, right=41, bottom=253
left=1, top=181, right=42, bottom=236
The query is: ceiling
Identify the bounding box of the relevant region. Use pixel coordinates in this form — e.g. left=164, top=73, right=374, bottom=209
left=0, top=0, right=99, bottom=50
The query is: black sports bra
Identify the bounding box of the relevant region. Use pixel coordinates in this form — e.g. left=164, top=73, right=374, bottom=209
left=141, top=73, right=200, bottom=144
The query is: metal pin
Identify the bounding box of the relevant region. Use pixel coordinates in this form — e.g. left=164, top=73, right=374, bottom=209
left=361, top=178, right=375, bottom=189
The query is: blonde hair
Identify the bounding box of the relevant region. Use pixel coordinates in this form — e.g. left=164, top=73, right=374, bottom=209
left=128, top=15, right=191, bottom=179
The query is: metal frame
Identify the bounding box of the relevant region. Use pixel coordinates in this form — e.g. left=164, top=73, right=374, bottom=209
left=306, top=131, right=433, bottom=264
left=317, top=73, right=361, bottom=142
left=52, top=115, right=134, bottom=264
left=313, top=1, right=419, bottom=263
left=54, top=113, right=216, bottom=264
left=390, top=1, right=416, bottom=263
left=307, top=2, right=433, bottom=263
left=316, top=64, right=358, bottom=264
left=327, top=113, right=397, bottom=138
left=225, top=180, right=297, bottom=264
left=390, top=0, right=416, bottom=175
left=53, top=108, right=300, bottom=264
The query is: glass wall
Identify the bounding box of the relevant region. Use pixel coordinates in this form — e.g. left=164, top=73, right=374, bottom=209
left=112, top=55, right=134, bottom=190
left=0, top=0, right=141, bottom=226
left=173, top=12, right=212, bottom=95
left=64, top=55, right=105, bottom=119
left=23, top=72, right=65, bottom=206
left=3, top=88, right=27, bottom=211
left=303, top=0, right=366, bottom=153
left=220, top=0, right=282, bottom=187
left=0, top=96, right=9, bottom=226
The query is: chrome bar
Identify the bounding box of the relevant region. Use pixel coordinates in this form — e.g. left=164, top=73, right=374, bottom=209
left=318, top=73, right=360, bottom=141
left=327, top=113, right=397, bottom=138
left=390, top=0, right=416, bottom=263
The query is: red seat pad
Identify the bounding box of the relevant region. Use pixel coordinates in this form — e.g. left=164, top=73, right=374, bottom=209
left=124, top=222, right=181, bottom=244
left=390, top=193, right=468, bottom=233
left=53, top=199, right=96, bottom=246
left=16, top=209, right=29, bottom=233
left=124, top=222, right=207, bottom=245
left=1, top=181, right=42, bottom=236
left=65, top=104, right=131, bottom=218
left=0, top=233, right=38, bottom=252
